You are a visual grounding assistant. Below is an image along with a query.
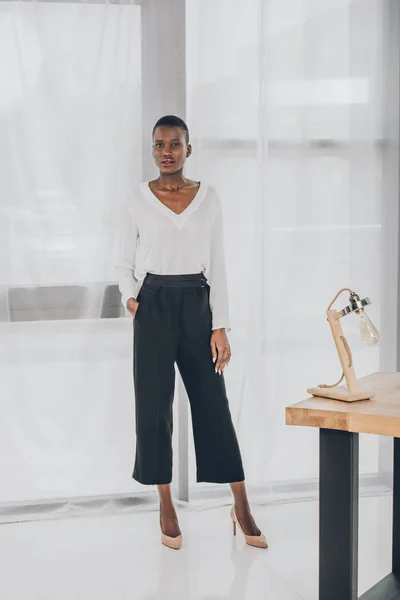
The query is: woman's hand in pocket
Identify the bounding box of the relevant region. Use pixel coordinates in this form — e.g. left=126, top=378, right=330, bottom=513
left=126, top=297, right=140, bottom=317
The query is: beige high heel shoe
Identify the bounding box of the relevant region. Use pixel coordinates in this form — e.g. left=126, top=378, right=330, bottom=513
left=230, top=505, right=268, bottom=549
left=159, top=513, right=183, bottom=550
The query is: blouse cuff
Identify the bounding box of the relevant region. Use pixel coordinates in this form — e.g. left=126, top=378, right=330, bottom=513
left=212, top=324, right=231, bottom=333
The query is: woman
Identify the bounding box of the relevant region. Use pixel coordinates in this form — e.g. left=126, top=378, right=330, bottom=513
left=117, top=115, right=267, bottom=550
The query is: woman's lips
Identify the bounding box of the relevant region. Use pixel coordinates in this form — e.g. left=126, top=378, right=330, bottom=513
left=162, top=160, right=174, bottom=166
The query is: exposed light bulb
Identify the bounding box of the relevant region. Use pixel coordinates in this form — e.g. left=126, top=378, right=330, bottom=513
left=359, top=311, right=380, bottom=346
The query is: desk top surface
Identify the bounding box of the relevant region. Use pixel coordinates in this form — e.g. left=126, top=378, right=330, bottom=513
left=285, top=371, right=400, bottom=437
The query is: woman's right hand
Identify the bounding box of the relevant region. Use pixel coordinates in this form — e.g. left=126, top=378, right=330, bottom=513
left=126, top=297, right=140, bottom=317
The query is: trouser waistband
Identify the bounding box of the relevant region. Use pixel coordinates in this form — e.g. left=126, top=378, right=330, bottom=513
left=142, top=272, right=208, bottom=288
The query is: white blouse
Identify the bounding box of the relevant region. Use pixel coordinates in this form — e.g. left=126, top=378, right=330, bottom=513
left=115, top=181, right=231, bottom=332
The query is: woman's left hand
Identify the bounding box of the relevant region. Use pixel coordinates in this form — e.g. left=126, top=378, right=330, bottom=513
left=210, top=329, right=231, bottom=375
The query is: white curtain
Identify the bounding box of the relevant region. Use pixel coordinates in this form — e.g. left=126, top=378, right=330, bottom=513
left=0, top=0, right=142, bottom=502
left=1, top=0, right=386, bottom=509
left=185, top=0, right=383, bottom=494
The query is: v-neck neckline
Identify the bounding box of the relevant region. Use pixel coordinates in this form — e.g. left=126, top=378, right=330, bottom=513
left=140, top=181, right=208, bottom=228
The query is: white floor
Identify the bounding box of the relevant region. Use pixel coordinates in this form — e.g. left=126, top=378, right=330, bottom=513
left=0, top=494, right=393, bottom=600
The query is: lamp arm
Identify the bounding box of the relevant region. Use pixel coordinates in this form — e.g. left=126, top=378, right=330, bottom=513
left=318, top=334, right=352, bottom=389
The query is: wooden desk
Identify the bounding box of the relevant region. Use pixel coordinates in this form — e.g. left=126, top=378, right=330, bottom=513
left=286, top=371, right=400, bottom=600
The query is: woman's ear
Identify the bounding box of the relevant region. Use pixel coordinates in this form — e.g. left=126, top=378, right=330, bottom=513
left=186, top=143, right=192, bottom=158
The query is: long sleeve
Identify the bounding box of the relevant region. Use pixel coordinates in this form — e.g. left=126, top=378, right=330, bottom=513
left=115, top=198, right=139, bottom=311
left=208, top=192, right=231, bottom=332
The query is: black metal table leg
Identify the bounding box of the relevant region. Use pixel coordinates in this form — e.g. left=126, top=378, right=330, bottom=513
left=319, top=428, right=359, bottom=600
left=357, top=436, right=400, bottom=600
left=393, top=437, right=400, bottom=574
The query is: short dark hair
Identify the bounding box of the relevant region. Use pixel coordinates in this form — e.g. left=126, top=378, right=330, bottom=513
left=152, top=115, right=190, bottom=144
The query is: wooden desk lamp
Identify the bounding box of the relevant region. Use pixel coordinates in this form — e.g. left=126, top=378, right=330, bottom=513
left=307, top=288, right=380, bottom=402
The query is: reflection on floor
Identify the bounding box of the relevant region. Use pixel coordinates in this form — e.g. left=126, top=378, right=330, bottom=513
left=0, top=494, right=392, bottom=600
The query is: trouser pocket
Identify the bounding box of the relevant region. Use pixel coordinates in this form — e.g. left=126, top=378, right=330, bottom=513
left=133, top=287, right=144, bottom=320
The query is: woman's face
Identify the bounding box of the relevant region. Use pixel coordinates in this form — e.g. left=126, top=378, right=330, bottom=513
left=152, top=126, right=191, bottom=175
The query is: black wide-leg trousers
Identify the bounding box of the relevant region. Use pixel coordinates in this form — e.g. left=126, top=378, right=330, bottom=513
left=132, top=271, right=245, bottom=485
